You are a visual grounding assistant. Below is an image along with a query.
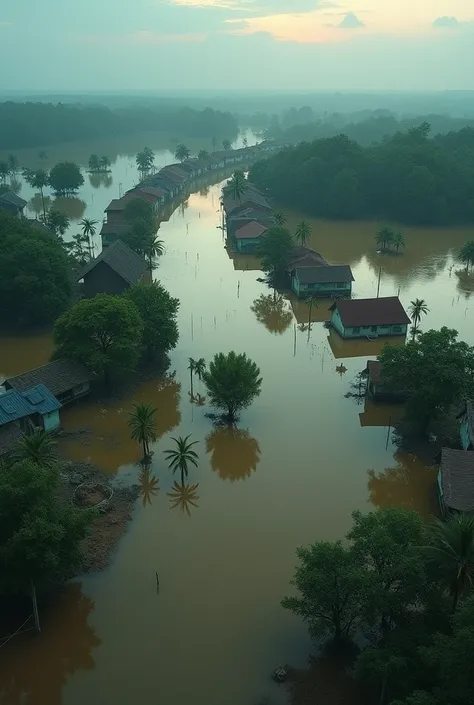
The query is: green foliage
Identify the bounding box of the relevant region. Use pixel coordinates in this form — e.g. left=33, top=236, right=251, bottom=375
left=164, top=435, right=199, bottom=484
left=257, top=226, right=294, bottom=278
left=124, top=197, right=154, bottom=224
left=222, top=139, right=232, bottom=150
left=249, top=126, right=474, bottom=225
left=49, top=161, right=84, bottom=195
left=126, top=281, right=179, bottom=359
left=274, top=211, right=286, bottom=226
left=175, top=143, right=190, bottom=161
left=379, top=327, right=474, bottom=433
left=136, top=147, right=155, bottom=171
left=202, top=351, right=262, bottom=421
left=198, top=149, right=210, bottom=160
left=128, top=402, right=158, bottom=458
left=0, top=460, right=89, bottom=594
left=227, top=170, right=247, bottom=201
left=13, top=430, right=57, bottom=467
left=458, top=240, right=474, bottom=272
left=88, top=154, right=100, bottom=172
left=41, top=208, right=70, bottom=237
left=0, top=212, right=72, bottom=326
left=53, top=294, right=143, bottom=383
left=375, top=226, right=395, bottom=251
left=22, top=167, right=49, bottom=218
left=251, top=292, right=293, bottom=335
left=295, top=220, right=311, bottom=246
left=408, top=299, right=429, bottom=338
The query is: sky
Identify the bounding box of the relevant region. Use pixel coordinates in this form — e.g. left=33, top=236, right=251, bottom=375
left=1, top=0, right=473, bottom=91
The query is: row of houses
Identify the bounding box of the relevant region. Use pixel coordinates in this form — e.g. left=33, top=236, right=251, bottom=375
left=101, top=141, right=281, bottom=247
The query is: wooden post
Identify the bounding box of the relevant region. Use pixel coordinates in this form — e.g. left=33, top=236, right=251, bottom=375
left=31, top=582, right=41, bottom=633
left=385, top=417, right=392, bottom=450
left=376, top=266, right=382, bottom=298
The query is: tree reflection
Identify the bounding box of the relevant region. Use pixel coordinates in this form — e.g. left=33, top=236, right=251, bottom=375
left=29, top=193, right=52, bottom=217
left=167, top=481, right=199, bottom=516
left=455, top=268, right=474, bottom=299
left=251, top=292, right=293, bottom=335
left=139, top=464, right=159, bottom=507
left=51, top=196, right=87, bottom=221
left=9, top=178, right=22, bottom=194
left=205, top=426, right=261, bottom=481
left=368, top=451, right=438, bottom=518
left=0, top=583, right=101, bottom=705
left=89, top=173, right=113, bottom=189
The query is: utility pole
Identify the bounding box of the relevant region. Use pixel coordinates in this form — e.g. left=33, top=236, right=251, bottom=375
left=376, top=265, right=382, bottom=298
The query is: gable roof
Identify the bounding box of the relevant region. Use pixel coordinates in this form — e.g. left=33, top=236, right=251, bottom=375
left=139, top=186, right=165, bottom=199
left=0, top=384, right=61, bottom=426
left=287, top=247, right=329, bottom=270
left=330, top=297, right=410, bottom=327
left=5, top=358, right=93, bottom=397
left=235, top=221, right=268, bottom=240
left=440, top=448, right=474, bottom=511
left=160, top=166, right=189, bottom=183
left=294, top=265, right=354, bottom=284
left=0, top=191, right=27, bottom=208
left=78, top=239, right=146, bottom=285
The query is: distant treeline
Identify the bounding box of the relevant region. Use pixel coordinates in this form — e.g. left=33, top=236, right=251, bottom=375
left=249, top=123, right=474, bottom=225
left=0, top=102, right=238, bottom=150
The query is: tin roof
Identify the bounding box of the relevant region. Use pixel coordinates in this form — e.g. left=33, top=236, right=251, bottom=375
left=5, top=358, right=93, bottom=397
left=0, top=384, right=61, bottom=426
left=331, top=297, right=410, bottom=327
left=234, top=221, right=268, bottom=240
left=295, top=265, right=354, bottom=284
left=440, top=448, right=474, bottom=511
left=78, top=239, right=146, bottom=285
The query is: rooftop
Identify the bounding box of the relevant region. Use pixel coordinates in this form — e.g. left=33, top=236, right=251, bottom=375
left=78, top=239, right=146, bottom=285
left=366, top=360, right=382, bottom=384
left=294, top=264, right=354, bottom=284
left=5, top=358, right=93, bottom=397
left=0, top=384, right=61, bottom=426
left=440, top=448, right=474, bottom=511
left=287, top=247, right=329, bottom=270
left=234, top=221, right=268, bottom=240
left=331, top=297, right=411, bottom=327
left=0, top=191, right=27, bottom=208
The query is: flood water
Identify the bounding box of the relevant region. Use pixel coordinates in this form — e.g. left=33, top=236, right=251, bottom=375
left=1, top=135, right=474, bottom=705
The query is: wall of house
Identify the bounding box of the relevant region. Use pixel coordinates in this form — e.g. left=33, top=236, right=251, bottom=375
left=294, top=281, right=352, bottom=298
left=331, top=312, right=408, bottom=338
left=82, top=261, right=130, bottom=297
left=236, top=238, right=260, bottom=253
left=106, top=211, right=126, bottom=226
left=43, top=410, right=60, bottom=432
left=460, top=418, right=474, bottom=450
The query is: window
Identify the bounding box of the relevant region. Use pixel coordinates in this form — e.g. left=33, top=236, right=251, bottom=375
left=352, top=327, right=361, bottom=334
left=371, top=326, right=377, bottom=333
left=393, top=325, right=402, bottom=333
left=337, top=282, right=345, bottom=288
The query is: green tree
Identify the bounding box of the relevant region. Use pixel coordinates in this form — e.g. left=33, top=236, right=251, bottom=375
left=144, top=233, right=164, bottom=270
left=295, top=220, right=311, bottom=246
left=242, top=136, right=248, bottom=148
left=88, top=154, right=100, bottom=172
left=227, top=170, right=246, bottom=201
left=379, top=327, right=474, bottom=434
left=128, top=403, right=158, bottom=459
left=136, top=147, right=155, bottom=172
left=375, top=226, right=395, bottom=252
left=80, top=217, right=98, bottom=258
left=126, top=281, right=179, bottom=360
left=41, top=209, right=70, bottom=237
left=198, top=149, right=210, bottom=160
left=0, top=161, right=9, bottom=183
left=8, top=154, right=19, bottom=174
left=49, top=161, right=84, bottom=196
left=0, top=212, right=72, bottom=326
left=53, top=294, right=143, bottom=385
left=222, top=139, right=232, bottom=150
left=175, top=144, right=191, bottom=161
left=202, top=351, right=262, bottom=422
left=425, top=514, right=474, bottom=613
left=23, top=168, right=49, bottom=219
left=0, top=460, right=89, bottom=594
left=257, top=226, right=294, bottom=280
left=193, top=358, right=206, bottom=381
left=64, top=233, right=91, bottom=267
left=124, top=197, right=154, bottom=224
left=13, top=430, right=57, bottom=467
left=393, top=231, right=406, bottom=253
left=274, top=211, right=286, bottom=226
left=458, top=240, right=474, bottom=273
left=282, top=541, right=367, bottom=644
left=164, top=435, right=199, bottom=484
left=99, top=156, right=111, bottom=172
left=408, top=299, right=429, bottom=339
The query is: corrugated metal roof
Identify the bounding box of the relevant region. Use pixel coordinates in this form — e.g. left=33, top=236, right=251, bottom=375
left=0, top=384, right=60, bottom=425
left=295, top=265, right=354, bottom=284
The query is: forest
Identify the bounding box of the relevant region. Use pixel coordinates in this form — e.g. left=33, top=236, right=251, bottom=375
left=0, top=102, right=238, bottom=150
left=249, top=123, right=474, bottom=225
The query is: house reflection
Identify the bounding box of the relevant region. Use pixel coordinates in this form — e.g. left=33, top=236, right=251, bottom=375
left=359, top=398, right=404, bottom=428
left=327, top=329, right=406, bottom=360
left=288, top=295, right=334, bottom=325
left=205, top=426, right=261, bottom=481
left=228, top=252, right=261, bottom=271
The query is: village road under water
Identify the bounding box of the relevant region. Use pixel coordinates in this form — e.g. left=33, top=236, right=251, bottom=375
left=1, top=136, right=474, bottom=705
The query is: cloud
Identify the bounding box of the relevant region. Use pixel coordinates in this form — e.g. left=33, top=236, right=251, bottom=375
left=337, top=12, right=364, bottom=29
left=169, top=0, right=335, bottom=16
left=433, top=16, right=460, bottom=28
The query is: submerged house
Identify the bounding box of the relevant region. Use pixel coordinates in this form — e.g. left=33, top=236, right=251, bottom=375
left=437, top=448, right=474, bottom=516
left=0, top=384, right=61, bottom=457
left=78, top=239, right=147, bottom=297
left=290, top=264, right=354, bottom=299
left=364, top=360, right=406, bottom=402
left=234, top=221, right=267, bottom=253
left=4, top=358, right=93, bottom=406
left=459, top=401, right=474, bottom=450
left=0, top=190, right=27, bottom=217
left=330, top=297, right=410, bottom=339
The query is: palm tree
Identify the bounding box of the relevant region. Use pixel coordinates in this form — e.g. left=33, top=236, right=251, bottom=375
left=408, top=298, right=429, bottom=339
left=145, top=234, right=164, bottom=271
left=136, top=148, right=154, bottom=172
left=128, top=403, right=158, bottom=460
left=193, top=358, right=206, bottom=381
left=164, top=435, right=199, bottom=484
left=99, top=156, right=111, bottom=172
left=198, top=149, right=210, bottom=161
left=80, top=217, right=98, bottom=258
left=23, top=168, right=49, bottom=219
left=138, top=464, right=159, bottom=507
left=274, top=211, right=286, bottom=226
left=13, top=429, right=56, bottom=467
left=175, top=144, right=190, bottom=162
left=295, top=220, right=311, bottom=247
left=393, top=231, right=405, bottom=253
left=425, top=513, right=474, bottom=612
left=222, top=139, right=232, bottom=150
left=375, top=226, right=395, bottom=252
left=307, top=295, right=319, bottom=332
left=167, top=481, right=200, bottom=516
left=188, top=357, right=197, bottom=397
left=88, top=154, right=100, bottom=172
left=8, top=154, right=19, bottom=175
left=227, top=171, right=246, bottom=201
left=459, top=240, right=474, bottom=273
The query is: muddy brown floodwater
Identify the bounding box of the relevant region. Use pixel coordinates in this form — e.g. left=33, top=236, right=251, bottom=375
left=1, top=146, right=474, bottom=705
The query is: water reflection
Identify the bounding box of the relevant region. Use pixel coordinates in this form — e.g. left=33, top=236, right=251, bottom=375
left=251, top=292, right=293, bottom=335
left=289, top=296, right=333, bottom=325
left=229, top=253, right=261, bottom=271
left=0, top=584, right=100, bottom=705
left=28, top=194, right=52, bottom=217
left=139, top=464, right=160, bottom=507
left=205, top=426, right=261, bottom=481
left=0, top=331, right=53, bottom=381
left=9, top=178, right=22, bottom=195
left=327, top=330, right=406, bottom=359
left=59, top=376, right=181, bottom=473
left=359, top=399, right=404, bottom=427
left=455, top=268, right=474, bottom=298
left=368, top=451, right=438, bottom=518
left=88, top=172, right=113, bottom=189
left=335, top=363, right=347, bottom=377
left=51, top=197, right=87, bottom=221
left=167, top=481, right=200, bottom=516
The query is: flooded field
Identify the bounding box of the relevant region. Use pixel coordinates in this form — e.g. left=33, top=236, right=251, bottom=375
left=1, top=142, right=474, bottom=704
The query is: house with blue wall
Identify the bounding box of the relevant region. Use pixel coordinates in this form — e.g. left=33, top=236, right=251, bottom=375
left=459, top=401, right=474, bottom=450
left=0, top=384, right=61, bottom=457
left=330, top=296, right=410, bottom=339
left=290, top=264, right=354, bottom=299
left=234, top=221, right=268, bottom=253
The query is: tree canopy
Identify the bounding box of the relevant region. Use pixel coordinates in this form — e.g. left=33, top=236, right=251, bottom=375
left=49, top=161, right=84, bottom=195
left=125, top=281, right=179, bottom=360
left=202, top=351, right=262, bottom=422
left=0, top=212, right=73, bottom=327
left=257, top=226, right=294, bottom=280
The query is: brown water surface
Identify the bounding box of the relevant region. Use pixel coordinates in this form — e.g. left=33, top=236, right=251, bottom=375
left=1, top=153, right=473, bottom=705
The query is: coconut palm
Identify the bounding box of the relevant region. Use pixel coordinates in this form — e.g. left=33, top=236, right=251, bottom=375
left=198, top=149, right=210, bottom=161
left=23, top=168, right=49, bottom=219
left=136, top=147, right=154, bottom=172
left=295, top=220, right=311, bottom=247
left=188, top=358, right=197, bottom=397
left=459, top=240, right=474, bottom=273
left=144, top=234, right=164, bottom=270
left=227, top=170, right=246, bottom=202
left=128, top=403, right=158, bottom=460
left=425, top=513, right=474, bottom=612
left=393, top=231, right=405, bottom=253
left=193, top=358, right=206, bottom=382
left=99, top=156, right=111, bottom=172
left=375, top=226, right=395, bottom=252
left=274, top=211, right=286, bottom=227
left=138, top=464, right=159, bottom=507
left=307, top=295, right=319, bottom=331
left=175, top=144, right=190, bottom=162
left=13, top=429, right=57, bottom=467
left=80, top=217, right=98, bottom=258
left=164, top=435, right=199, bottom=484
left=408, top=298, right=429, bottom=339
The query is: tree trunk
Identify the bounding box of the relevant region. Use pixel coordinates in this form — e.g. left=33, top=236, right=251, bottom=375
left=142, top=439, right=147, bottom=460
left=190, top=370, right=194, bottom=397
left=40, top=188, right=46, bottom=220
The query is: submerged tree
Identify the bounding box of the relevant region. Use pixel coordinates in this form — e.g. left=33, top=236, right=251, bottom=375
left=202, top=351, right=262, bottom=422
left=128, top=403, right=158, bottom=460
left=258, top=226, right=294, bottom=281
left=408, top=299, right=429, bottom=339
left=375, top=227, right=395, bottom=252
left=164, top=435, right=199, bottom=484
left=23, top=168, right=49, bottom=219
left=295, top=220, right=311, bottom=246
left=126, top=281, right=179, bottom=360
left=393, top=231, right=406, bottom=253
left=49, top=161, right=84, bottom=196
left=459, top=240, right=474, bottom=273
left=227, top=170, right=246, bottom=201
left=175, top=144, right=190, bottom=162
left=136, top=147, right=155, bottom=172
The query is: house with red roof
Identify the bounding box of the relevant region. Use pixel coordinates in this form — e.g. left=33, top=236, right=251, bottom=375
left=234, top=221, right=268, bottom=253
left=330, top=297, right=410, bottom=339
